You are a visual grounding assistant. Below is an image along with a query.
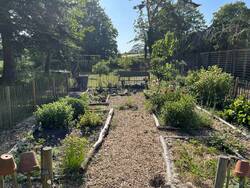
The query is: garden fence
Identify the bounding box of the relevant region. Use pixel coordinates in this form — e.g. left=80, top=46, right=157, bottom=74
left=185, top=48, right=250, bottom=81
left=0, top=74, right=69, bottom=130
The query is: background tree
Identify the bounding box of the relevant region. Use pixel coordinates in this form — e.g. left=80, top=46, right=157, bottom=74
left=208, top=2, right=250, bottom=50
left=81, top=0, right=118, bottom=59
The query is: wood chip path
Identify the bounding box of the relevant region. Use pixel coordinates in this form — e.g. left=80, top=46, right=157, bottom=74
left=85, top=93, right=166, bottom=188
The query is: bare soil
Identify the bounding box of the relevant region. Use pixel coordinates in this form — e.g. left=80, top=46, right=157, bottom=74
left=85, top=93, right=166, bottom=188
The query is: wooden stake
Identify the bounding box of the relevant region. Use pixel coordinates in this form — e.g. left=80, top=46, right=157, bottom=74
left=0, top=176, right=4, bottom=188
left=41, top=147, right=53, bottom=188
left=214, top=156, right=230, bottom=188
left=27, top=174, right=32, bottom=188
left=239, top=177, right=245, bottom=188
left=12, top=172, right=18, bottom=188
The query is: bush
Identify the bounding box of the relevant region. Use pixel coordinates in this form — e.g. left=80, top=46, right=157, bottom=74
left=160, top=94, right=196, bottom=128
left=35, top=101, right=73, bottom=130
left=224, top=96, right=250, bottom=128
left=60, top=97, right=87, bottom=119
left=92, top=60, right=110, bottom=75
left=186, top=66, right=233, bottom=108
left=78, top=112, right=102, bottom=129
left=62, top=135, right=88, bottom=173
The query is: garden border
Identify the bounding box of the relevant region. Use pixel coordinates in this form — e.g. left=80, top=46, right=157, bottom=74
left=196, top=105, right=249, bottom=139
left=80, top=108, right=114, bottom=172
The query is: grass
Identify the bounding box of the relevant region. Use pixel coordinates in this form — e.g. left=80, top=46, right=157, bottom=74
left=88, top=73, right=119, bottom=88
left=173, top=139, right=219, bottom=188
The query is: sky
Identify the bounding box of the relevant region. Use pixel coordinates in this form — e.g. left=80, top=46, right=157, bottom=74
left=100, top=0, right=250, bottom=53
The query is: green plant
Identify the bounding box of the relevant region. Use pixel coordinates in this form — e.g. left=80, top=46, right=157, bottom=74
left=62, top=135, right=88, bottom=173
left=206, top=133, right=246, bottom=155
left=186, top=66, right=233, bottom=108
left=160, top=94, right=197, bottom=128
left=92, top=60, right=110, bottom=75
left=34, top=101, right=73, bottom=130
left=224, top=96, right=250, bottom=128
left=78, top=112, right=102, bottom=129
left=60, top=97, right=87, bottom=119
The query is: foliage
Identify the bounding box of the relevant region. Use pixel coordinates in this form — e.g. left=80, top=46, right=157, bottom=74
left=92, top=60, right=110, bottom=75
left=160, top=94, right=197, bottom=128
left=62, top=135, right=88, bottom=173
left=224, top=96, right=250, bottom=128
left=60, top=97, right=87, bottom=120
left=174, top=139, right=218, bottom=188
left=133, top=0, right=206, bottom=58
left=186, top=66, right=233, bottom=108
left=206, top=132, right=246, bottom=155
left=34, top=101, right=73, bottom=130
left=78, top=112, right=102, bottom=129
left=81, top=0, right=118, bottom=58
left=118, top=97, right=138, bottom=111
left=150, top=58, right=178, bottom=82
left=152, top=32, right=177, bottom=60
left=209, top=2, right=250, bottom=50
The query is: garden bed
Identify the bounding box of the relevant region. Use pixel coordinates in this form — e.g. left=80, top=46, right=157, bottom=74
left=163, top=136, right=250, bottom=188
left=2, top=98, right=112, bottom=187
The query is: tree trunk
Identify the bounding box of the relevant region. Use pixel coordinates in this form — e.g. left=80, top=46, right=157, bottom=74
left=1, top=31, right=16, bottom=84
left=44, top=50, right=51, bottom=74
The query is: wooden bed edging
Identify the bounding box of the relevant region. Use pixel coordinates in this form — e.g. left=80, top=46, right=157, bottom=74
left=153, top=114, right=180, bottom=131
left=159, top=136, right=173, bottom=184
left=80, top=108, right=114, bottom=172
left=196, top=105, right=249, bottom=139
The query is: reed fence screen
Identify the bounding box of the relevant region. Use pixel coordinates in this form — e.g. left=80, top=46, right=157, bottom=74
left=0, top=74, right=69, bottom=130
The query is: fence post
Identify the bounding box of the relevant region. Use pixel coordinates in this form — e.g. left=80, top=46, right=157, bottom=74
left=234, top=77, right=239, bottom=98
left=66, top=74, right=69, bottom=94
left=52, top=77, right=56, bottom=98
left=5, top=86, right=12, bottom=128
left=214, top=156, right=230, bottom=188
left=32, top=80, right=37, bottom=108
left=41, top=147, right=53, bottom=188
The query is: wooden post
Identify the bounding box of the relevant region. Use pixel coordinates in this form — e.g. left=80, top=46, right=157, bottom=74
left=239, top=177, right=245, bottom=188
left=234, top=77, right=239, bottom=98
left=214, top=156, right=230, bottom=188
left=225, top=160, right=231, bottom=188
left=27, top=174, right=32, bottom=188
left=32, top=80, right=37, bottom=108
left=65, top=75, right=69, bottom=94
left=5, top=86, right=12, bottom=128
left=52, top=77, right=56, bottom=98
left=12, top=172, right=18, bottom=188
left=0, top=176, right=4, bottom=188
left=41, top=147, right=53, bottom=188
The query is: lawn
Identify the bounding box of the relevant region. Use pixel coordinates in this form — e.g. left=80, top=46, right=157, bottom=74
left=87, top=73, right=119, bottom=88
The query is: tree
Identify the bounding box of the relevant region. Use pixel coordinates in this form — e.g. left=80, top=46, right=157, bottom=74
left=133, top=0, right=206, bottom=58
left=209, top=2, right=250, bottom=50
left=81, top=0, right=118, bottom=59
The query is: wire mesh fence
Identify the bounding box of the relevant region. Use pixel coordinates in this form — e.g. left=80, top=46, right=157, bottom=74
left=0, top=74, right=69, bottom=130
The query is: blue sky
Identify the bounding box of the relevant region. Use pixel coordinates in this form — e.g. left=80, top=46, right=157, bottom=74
left=100, top=0, right=250, bottom=53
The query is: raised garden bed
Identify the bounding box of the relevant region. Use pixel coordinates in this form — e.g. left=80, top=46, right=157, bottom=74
left=161, top=136, right=250, bottom=188
left=2, top=104, right=113, bottom=187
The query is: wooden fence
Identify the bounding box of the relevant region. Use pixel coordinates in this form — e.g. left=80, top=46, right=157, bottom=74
left=231, top=77, right=250, bottom=99
left=0, top=74, right=69, bottom=130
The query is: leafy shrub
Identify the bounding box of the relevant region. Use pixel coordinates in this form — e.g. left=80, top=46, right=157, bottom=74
left=160, top=94, right=197, bottom=128
left=92, top=60, right=110, bottom=75
left=60, top=97, right=87, bottom=119
left=206, top=133, right=246, bottom=155
left=62, top=135, right=88, bottom=173
left=224, top=96, right=250, bottom=128
left=78, top=112, right=102, bottom=129
left=35, top=101, right=73, bottom=130
left=150, top=58, right=178, bottom=82
left=148, top=90, right=182, bottom=114
left=186, top=66, right=233, bottom=108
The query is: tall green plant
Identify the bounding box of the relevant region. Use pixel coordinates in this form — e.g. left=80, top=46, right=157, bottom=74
left=186, top=66, right=233, bottom=108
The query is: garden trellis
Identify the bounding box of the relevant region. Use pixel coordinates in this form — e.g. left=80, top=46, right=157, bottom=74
left=186, top=48, right=250, bottom=81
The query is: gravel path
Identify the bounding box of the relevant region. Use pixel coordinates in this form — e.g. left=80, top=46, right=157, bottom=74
left=85, top=93, right=166, bottom=188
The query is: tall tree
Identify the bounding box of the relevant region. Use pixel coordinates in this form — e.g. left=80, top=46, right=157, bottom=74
left=209, top=2, right=250, bottom=50
left=81, top=0, right=118, bottom=59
